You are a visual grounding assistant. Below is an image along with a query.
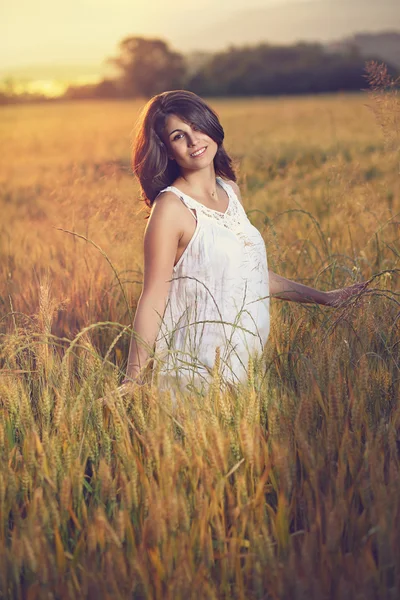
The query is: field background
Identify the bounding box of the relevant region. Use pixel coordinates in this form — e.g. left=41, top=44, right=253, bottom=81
left=1, top=91, right=400, bottom=599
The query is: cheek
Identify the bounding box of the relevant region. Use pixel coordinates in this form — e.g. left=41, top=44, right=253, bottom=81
left=209, top=138, right=218, bottom=151
left=209, top=140, right=219, bottom=155
left=170, top=142, right=183, bottom=155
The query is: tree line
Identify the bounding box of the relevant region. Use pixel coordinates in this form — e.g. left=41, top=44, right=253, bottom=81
left=1, top=36, right=399, bottom=104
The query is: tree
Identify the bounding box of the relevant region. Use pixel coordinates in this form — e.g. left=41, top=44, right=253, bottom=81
left=106, top=37, right=186, bottom=98
left=186, top=42, right=399, bottom=97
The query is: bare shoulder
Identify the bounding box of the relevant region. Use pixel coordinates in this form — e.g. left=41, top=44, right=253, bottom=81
left=142, top=191, right=187, bottom=283
left=151, top=189, right=184, bottom=217
left=147, top=190, right=186, bottom=228
left=224, top=179, right=243, bottom=205
left=142, top=191, right=185, bottom=245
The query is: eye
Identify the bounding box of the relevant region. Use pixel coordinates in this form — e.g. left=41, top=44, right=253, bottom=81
left=173, top=133, right=183, bottom=141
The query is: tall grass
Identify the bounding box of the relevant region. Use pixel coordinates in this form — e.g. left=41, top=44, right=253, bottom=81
left=0, top=65, right=399, bottom=598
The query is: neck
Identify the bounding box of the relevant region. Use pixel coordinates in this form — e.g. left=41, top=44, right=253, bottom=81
left=177, top=165, right=218, bottom=197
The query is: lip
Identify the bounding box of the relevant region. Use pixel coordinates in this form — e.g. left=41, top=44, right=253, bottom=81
left=190, top=146, right=207, bottom=158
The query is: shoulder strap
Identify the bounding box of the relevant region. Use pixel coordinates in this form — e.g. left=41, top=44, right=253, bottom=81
left=217, top=177, right=243, bottom=211
left=157, top=187, right=198, bottom=221
left=216, top=176, right=229, bottom=193
left=217, top=177, right=236, bottom=202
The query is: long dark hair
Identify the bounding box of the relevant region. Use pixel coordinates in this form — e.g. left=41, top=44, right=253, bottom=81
left=131, top=90, right=237, bottom=208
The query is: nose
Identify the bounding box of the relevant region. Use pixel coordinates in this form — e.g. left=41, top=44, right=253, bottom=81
left=187, top=132, right=200, bottom=147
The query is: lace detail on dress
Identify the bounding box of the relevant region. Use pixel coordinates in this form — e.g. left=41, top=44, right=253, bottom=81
left=164, top=177, right=264, bottom=269
left=217, top=180, right=268, bottom=279
left=167, top=177, right=249, bottom=232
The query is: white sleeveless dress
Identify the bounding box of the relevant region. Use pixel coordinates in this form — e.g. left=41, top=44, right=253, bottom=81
left=152, top=176, right=270, bottom=399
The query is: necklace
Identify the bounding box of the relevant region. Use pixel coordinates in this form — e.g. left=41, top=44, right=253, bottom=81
left=177, top=178, right=218, bottom=201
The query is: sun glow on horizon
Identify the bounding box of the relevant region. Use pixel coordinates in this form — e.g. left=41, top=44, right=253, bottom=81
left=0, top=74, right=103, bottom=98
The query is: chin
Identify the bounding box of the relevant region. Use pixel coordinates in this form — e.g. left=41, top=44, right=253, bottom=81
left=191, top=160, right=215, bottom=171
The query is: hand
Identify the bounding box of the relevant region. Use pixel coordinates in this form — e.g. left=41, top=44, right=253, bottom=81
left=325, top=281, right=368, bottom=308
left=99, top=380, right=142, bottom=407
left=118, top=381, right=139, bottom=396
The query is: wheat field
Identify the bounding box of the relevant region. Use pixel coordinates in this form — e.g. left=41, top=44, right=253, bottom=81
left=0, top=83, right=400, bottom=599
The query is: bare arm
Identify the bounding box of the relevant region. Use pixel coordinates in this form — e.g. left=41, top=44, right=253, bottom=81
left=123, top=192, right=183, bottom=384
left=268, top=270, right=328, bottom=305
left=268, top=269, right=368, bottom=306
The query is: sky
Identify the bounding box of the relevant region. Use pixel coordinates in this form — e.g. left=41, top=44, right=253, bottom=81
left=1, top=0, right=319, bottom=70
left=1, top=0, right=398, bottom=88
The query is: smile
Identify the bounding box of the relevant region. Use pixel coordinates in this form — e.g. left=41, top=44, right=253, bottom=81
left=190, top=146, right=207, bottom=158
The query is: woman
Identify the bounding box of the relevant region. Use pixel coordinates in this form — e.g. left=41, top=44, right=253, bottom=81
left=121, top=90, right=365, bottom=400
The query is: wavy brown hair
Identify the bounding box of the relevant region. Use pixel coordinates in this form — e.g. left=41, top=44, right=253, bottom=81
left=131, top=90, right=237, bottom=208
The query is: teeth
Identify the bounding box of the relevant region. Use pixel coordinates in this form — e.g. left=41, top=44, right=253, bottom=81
left=191, top=147, right=206, bottom=157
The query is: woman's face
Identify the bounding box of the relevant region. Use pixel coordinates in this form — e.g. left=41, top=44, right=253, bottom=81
left=162, top=114, right=218, bottom=171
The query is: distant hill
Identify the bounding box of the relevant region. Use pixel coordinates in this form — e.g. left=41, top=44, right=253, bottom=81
left=174, top=0, right=400, bottom=51
left=325, top=32, right=400, bottom=69
left=183, top=31, right=400, bottom=82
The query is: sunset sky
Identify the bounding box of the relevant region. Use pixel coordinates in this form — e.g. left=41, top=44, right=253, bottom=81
left=1, top=0, right=399, bottom=95
left=2, top=0, right=286, bottom=69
